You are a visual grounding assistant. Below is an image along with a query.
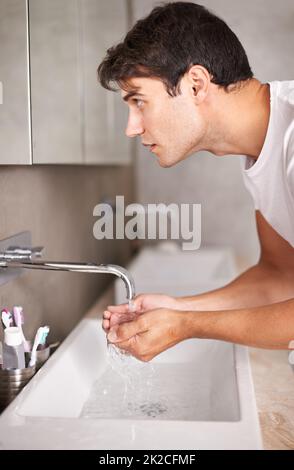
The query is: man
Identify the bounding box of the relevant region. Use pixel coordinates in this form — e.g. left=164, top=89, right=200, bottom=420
left=98, top=2, right=294, bottom=361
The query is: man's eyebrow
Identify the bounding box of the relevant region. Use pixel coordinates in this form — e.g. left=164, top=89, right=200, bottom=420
left=122, top=91, right=145, bottom=102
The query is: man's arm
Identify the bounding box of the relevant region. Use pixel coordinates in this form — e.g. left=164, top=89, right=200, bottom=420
left=104, top=211, right=294, bottom=331
left=106, top=211, right=294, bottom=360
left=184, top=298, right=294, bottom=350
left=179, top=211, right=294, bottom=310
left=107, top=297, right=294, bottom=361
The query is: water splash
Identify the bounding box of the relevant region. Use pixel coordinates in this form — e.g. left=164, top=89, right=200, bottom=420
left=80, top=362, right=214, bottom=421
left=106, top=341, right=154, bottom=406
left=128, top=299, right=136, bottom=312
left=105, top=298, right=154, bottom=408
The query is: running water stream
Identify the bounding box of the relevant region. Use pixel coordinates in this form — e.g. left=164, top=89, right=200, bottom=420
left=81, top=301, right=215, bottom=421
left=81, top=300, right=162, bottom=419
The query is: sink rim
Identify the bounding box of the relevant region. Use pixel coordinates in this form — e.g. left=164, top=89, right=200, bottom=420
left=0, top=315, right=262, bottom=450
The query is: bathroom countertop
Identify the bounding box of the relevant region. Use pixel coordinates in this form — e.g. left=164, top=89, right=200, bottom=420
left=88, top=286, right=294, bottom=451
left=249, top=348, right=294, bottom=450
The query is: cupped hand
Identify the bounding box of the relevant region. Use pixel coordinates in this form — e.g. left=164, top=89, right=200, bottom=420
left=106, top=308, right=192, bottom=362
left=102, top=293, right=180, bottom=332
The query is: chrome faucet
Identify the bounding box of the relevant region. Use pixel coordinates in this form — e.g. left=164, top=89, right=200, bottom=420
left=0, top=246, right=135, bottom=301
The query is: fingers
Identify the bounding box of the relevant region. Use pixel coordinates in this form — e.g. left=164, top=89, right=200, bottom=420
left=102, top=311, right=120, bottom=332
left=106, top=303, right=130, bottom=314
left=102, top=310, right=138, bottom=332
left=108, top=326, right=155, bottom=362
left=106, top=294, right=144, bottom=315
left=102, top=318, right=110, bottom=331
left=103, top=310, right=111, bottom=319
left=107, top=316, right=147, bottom=344
left=102, top=295, right=145, bottom=333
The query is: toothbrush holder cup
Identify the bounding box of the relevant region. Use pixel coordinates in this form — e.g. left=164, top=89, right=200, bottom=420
left=0, top=365, right=36, bottom=412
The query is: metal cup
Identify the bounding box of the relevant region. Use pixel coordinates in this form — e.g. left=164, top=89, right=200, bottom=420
left=25, top=341, right=51, bottom=370
left=0, top=365, right=36, bottom=412
left=35, top=347, right=50, bottom=370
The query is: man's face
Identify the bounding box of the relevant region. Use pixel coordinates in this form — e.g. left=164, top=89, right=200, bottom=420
left=121, top=77, right=207, bottom=168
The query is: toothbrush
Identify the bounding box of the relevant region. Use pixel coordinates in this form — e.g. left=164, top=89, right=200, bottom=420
left=1, top=309, right=14, bottom=329
left=37, top=325, right=50, bottom=351
left=13, top=306, right=30, bottom=353
left=29, top=326, right=48, bottom=367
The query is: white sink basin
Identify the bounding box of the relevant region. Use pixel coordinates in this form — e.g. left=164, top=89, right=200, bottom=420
left=115, top=244, right=238, bottom=302
left=0, top=246, right=262, bottom=449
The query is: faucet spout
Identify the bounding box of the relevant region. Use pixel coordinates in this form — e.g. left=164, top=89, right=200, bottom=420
left=0, top=259, right=135, bottom=301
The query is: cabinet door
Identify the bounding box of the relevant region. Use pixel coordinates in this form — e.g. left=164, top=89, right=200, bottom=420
left=0, top=0, right=31, bottom=165
left=29, top=0, right=83, bottom=164
left=81, top=0, right=131, bottom=165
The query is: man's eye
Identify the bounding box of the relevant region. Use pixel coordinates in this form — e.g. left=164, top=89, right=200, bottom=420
left=133, top=99, right=144, bottom=108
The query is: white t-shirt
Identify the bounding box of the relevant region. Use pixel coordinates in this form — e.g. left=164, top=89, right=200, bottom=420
left=241, top=80, right=294, bottom=247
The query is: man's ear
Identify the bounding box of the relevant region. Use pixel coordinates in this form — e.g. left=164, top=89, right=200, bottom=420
left=186, top=65, right=211, bottom=103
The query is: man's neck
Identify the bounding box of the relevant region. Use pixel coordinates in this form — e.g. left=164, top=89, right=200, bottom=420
left=207, top=78, right=271, bottom=159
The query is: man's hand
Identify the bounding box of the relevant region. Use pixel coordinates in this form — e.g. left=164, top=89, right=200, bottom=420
left=105, top=297, right=294, bottom=359
left=102, top=293, right=180, bottom=332
left=106, top=308, right=190, bottom=362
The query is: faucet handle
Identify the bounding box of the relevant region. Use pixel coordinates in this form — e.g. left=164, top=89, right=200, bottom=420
left=0, top=246, right=44, bottom=260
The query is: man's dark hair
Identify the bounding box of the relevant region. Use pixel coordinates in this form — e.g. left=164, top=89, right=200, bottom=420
left=98, top=1, right=253, bottom=96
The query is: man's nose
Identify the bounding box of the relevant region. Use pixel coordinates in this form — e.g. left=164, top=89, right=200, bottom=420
left=125, top=113, right=144, bottom=138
